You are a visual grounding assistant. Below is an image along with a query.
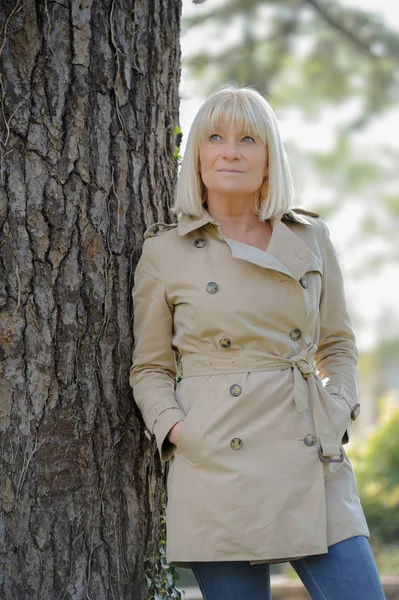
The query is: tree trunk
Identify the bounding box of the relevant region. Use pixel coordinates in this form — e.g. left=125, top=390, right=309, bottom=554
left=0, top=1, right=181, bottom=598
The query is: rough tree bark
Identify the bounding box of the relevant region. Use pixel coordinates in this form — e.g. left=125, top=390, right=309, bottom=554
left=0, top=1, right=181, bottom=598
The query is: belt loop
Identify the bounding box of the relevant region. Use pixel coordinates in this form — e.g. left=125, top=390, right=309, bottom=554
left=308, top=376, right=344, bottom=463
left=318, top=445, right=344, bottom=463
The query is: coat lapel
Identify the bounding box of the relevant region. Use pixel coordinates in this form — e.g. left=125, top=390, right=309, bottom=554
left=268, top=217, right=323, bottom=280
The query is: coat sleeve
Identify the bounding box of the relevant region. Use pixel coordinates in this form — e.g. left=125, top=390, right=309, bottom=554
left=130, top=237, right=185, bottom=461
left=314, top=221, right=359, bottom=442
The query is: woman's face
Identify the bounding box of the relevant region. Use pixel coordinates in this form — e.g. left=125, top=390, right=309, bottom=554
left=199, top=124, right=268, bottom=200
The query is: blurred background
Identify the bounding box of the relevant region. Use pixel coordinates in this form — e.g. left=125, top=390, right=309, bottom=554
left=177, top=0, right=399, bottom=592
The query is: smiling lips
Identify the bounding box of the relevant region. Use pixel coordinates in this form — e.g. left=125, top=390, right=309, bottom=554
left=217, top=169, right=245, bottom=173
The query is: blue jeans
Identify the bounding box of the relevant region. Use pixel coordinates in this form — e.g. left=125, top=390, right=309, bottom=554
left=191, top=536, right=386, bottom=600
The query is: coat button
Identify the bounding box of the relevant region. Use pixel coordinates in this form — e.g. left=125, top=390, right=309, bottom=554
left=299, top=277, right=308, bottom=289
left=206, top=282, right=219, bottom=294
left=304, top=434, right=316, bottom=446
left=219, top=338, right=231, bottom=349
left=290, top=328, right=302, bottom=341
left=194, top=237, right=207, bottom=248
left=230, top=384, right=242, bottom=397
left=230, top=437, right=243, bottom=450
left=351, top=403, right=360, bottom=421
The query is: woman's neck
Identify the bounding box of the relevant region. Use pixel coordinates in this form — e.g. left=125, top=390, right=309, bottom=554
left=206, top=198, right=261, bottom=236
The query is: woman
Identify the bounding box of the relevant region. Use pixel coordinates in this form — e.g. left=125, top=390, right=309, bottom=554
left=130, top=86, right=385, bottom=600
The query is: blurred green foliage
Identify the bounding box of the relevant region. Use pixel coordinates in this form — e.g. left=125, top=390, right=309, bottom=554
left=351, top=403, right=399, bottom=544
left=144, top=493, right=182, bottom=600
left=373, top=544, right=399, bottom=575
left=174, top=126, right=183, bottom=162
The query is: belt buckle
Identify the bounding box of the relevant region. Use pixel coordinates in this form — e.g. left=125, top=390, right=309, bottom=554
left=318, top=446, right=344, bottom=463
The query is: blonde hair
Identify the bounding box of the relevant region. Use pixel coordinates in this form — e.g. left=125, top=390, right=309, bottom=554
left=173, top=84, right=295, bottom=221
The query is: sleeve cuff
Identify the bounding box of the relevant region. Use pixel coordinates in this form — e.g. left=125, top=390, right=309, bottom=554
left=153, top=407, right=186, bottom=462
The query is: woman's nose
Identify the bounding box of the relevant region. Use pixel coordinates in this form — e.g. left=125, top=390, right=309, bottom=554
left=223, top=142, right=240, bottom=160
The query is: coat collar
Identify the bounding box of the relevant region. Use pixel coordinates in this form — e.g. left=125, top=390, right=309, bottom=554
left=177, top=209, right=217, bottom=236
left=177, top=207, right=313, bottom=236
left=177, top=207, right=321, bottom=279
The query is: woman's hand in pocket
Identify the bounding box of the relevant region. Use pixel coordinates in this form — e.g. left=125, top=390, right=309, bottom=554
left=167, top=420, right=185, bottom=445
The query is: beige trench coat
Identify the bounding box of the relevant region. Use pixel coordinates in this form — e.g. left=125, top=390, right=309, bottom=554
left=130, top=207, right=369, bottom=566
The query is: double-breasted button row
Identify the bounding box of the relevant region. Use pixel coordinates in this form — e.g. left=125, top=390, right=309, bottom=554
left=290, top=328, right=302, bottom=341
left=194, top=237, right=207, bottom=248
left=206, top=282, right=219, bottom=294
left=231, top=432, right=316, bottom=451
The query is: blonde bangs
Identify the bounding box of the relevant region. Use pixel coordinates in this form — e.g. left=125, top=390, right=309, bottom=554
left=200, top=93, right=268, bottom=145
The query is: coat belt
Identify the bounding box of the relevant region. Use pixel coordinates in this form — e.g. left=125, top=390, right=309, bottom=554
left=181, top=345, right=344, bottom=462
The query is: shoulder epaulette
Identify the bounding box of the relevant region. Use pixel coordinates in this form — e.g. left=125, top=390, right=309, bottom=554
left=144, top=222, right=178, bottom=239
left=292, top=208, right=320, bottom=218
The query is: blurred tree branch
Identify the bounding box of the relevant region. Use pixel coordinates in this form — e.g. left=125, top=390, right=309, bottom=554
left=305, top=0, right=381, bottom=59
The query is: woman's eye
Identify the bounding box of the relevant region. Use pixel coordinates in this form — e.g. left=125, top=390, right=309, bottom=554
left=242, top=135, right=255, bottom=143
left=209, top=134, right=222, bottom=141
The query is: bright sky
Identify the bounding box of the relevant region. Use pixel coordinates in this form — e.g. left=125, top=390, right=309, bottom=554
left=343, top=0, right=399, bottom=26
left=180, top=0, right=399, bottom=351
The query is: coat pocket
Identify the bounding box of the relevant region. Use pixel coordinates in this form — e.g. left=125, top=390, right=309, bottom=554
left=174, top=376, right=214, bottom=467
